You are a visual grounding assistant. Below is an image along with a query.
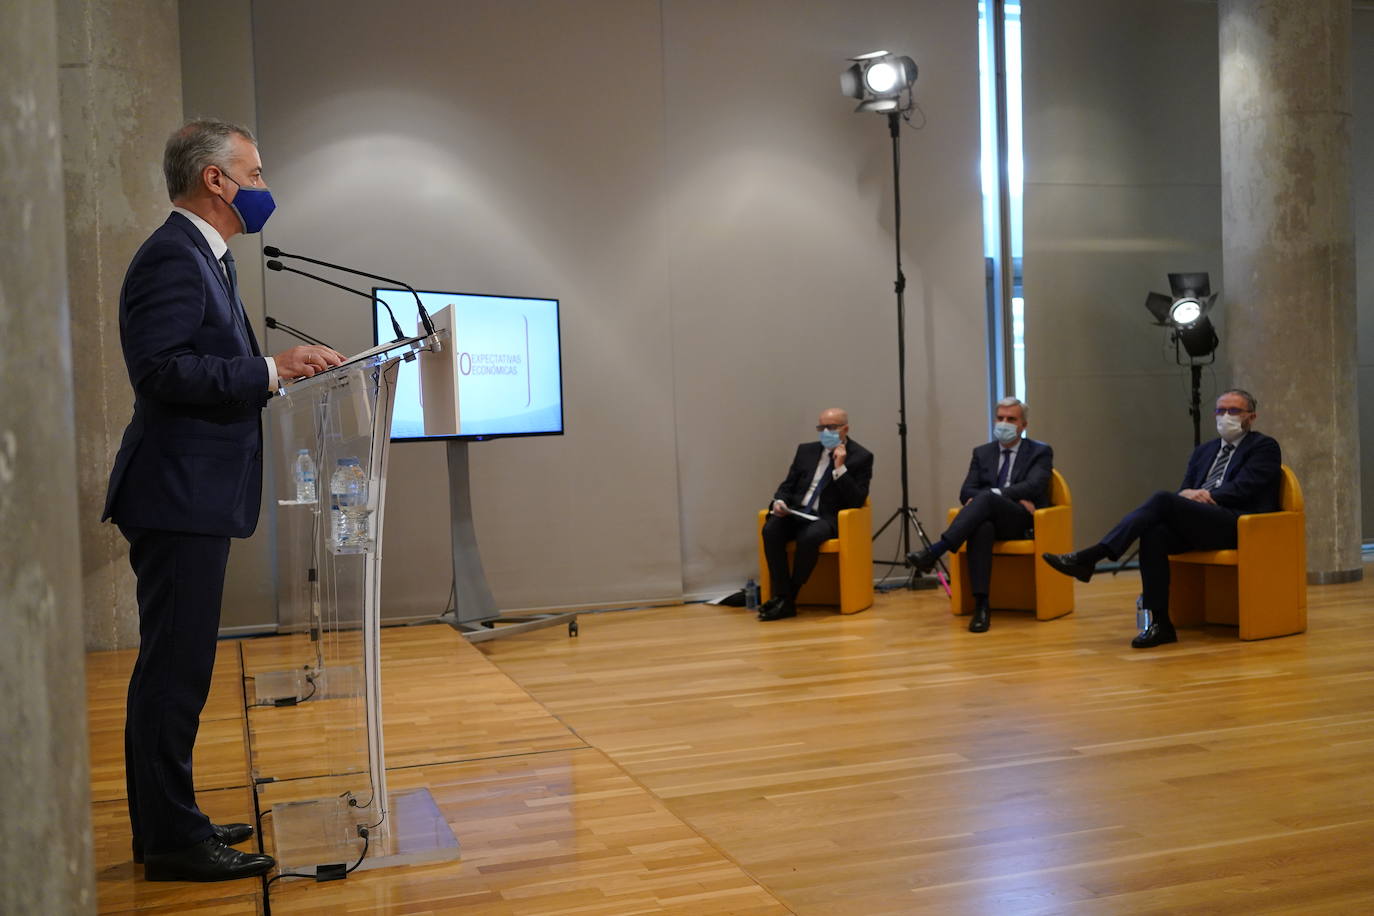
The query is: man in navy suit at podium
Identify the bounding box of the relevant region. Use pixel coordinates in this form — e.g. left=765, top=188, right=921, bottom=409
left=1042, top=388, right=1282, bottom=648
left=906, top=397, right=1054, bottom=633
left=103, top=119, right=342, bottom=881
left=759, top=408, right=874, bottom=621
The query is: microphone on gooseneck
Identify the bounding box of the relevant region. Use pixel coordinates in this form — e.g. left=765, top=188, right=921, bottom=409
left=262, top=246, right=435, bottom=337
left=265, top=260, right=407, bottom=342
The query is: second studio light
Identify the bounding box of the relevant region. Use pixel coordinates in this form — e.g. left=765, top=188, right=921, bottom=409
left=1144, top=272, right=1220, bottom=446
left=1144, top=272, right=1219, bottom=359
left=840, top=50, right=918, bottom=113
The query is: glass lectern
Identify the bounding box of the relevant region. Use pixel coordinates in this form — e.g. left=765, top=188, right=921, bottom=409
left=251, top=334, right=459, bottom=875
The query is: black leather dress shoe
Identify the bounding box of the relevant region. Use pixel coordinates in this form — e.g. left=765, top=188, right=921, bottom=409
left=968, top=603, right=991, bottom=633
left=1131, top=622, right=1178, bottom=649
left=143, top=835, right=275, bottom=882
left=1042, top=551, right=1096, bottom=583
left=758, top=599, right=796, bottom=621
left=906, top=547, right=937, bottom=574
left=757, top=595, right=785, bottom=619
left=134, top=822, right=253, bottom=864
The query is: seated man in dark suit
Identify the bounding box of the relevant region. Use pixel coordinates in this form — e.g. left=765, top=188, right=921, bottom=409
left=1043, top=388, right=1281, bottom=648
left=759, top=408, right=874, bottom=621
left=906, top=397, right=1053, bottom=632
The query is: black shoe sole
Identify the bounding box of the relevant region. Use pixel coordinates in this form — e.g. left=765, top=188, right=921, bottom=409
left=144, top=861, right=274, bottom=882
left=1043, top=554, right=1093, bottom=583
left=133, top=825, right=253, bottom=865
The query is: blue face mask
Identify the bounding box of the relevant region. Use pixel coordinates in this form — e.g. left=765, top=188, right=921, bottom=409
left=819, top=428, right=842, bottom=449
left=993, top=421, right=1020, bottom=445
left=219, top=171, right=276, bottom=234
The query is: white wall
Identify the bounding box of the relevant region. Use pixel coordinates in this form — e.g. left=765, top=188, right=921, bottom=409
left=243, top=0, right=988, bottom=616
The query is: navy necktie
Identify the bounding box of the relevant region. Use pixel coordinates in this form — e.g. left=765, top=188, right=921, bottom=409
left=221, top=250, right=253, bottom=350
left=806, top=455, right=834, bottom=510
left=997, top=448, right=1012, bottom=488
left=221, top=249, right=239, bottom=302
left=1202, top=443, right=1235, bottom=490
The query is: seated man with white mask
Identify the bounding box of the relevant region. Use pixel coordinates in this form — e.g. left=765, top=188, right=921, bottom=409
left=1042, top=388, right=1282, bottom=648
left=906, top=397, right=1053, bottom=632
left=758, top=408, right=874, bottom=622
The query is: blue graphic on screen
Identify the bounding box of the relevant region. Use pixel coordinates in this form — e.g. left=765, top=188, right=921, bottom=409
left=373, top=289, right=564, bottom=440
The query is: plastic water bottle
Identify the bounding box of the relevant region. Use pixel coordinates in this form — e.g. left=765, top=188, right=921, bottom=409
left=330, top=457, right=369, bottom=551
left=1135, top=594, right=1151, bottom=631
left=292, top=449, right=317, bottom=503
left=745, top=578, right=760, bottom=611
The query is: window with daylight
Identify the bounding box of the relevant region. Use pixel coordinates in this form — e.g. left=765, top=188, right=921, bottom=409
left=978, top=0, right=1025, bottom=404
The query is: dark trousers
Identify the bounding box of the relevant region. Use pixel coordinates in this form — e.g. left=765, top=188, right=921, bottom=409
left=940, top=490, right=1034, bottom=596
left=120, top=525, right=230, bottom=855
left=1098, top=490, right=1239, bottom=619
left=762, top=513, right=838, bottom=600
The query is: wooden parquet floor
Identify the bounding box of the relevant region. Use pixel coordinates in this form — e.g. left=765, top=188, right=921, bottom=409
left=480, top=564, right=1374, bottom=915
left=87, top=622, right=785, bottom=915
left=86, top=560, right=1374, bottom=914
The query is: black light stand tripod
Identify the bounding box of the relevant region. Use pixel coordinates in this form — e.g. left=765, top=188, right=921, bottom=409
left=868, top=111, right=947, bottom=592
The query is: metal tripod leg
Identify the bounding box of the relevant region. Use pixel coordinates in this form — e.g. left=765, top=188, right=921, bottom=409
left=905, top=508, right=952, bottom=597
left=874, top=505, right=950, bottom=595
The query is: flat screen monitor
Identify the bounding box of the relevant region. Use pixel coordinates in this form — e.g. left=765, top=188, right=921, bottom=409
left=372, top=288, right=564, bottom=442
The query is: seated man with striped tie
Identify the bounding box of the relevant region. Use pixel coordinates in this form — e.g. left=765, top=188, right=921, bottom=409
left=905, top=397, right=1054, bottom=633
left=1042, top=388, right=1282, bottom=648
left=758, top=408, right=874, bottom=621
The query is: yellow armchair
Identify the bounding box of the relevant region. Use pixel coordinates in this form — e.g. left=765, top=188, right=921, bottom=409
left=945, top=468, right=1074, bottom=620
left=1167, top=464, right=1306, bottom=640
left=756, top=500, right=873, bottom=614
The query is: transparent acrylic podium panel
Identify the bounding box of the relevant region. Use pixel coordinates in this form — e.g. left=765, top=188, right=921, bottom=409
left=254, top=337, right=458, bottom=876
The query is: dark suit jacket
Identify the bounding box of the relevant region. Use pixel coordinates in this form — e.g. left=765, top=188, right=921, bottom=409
left=959, top=437, right=1054, bottom=509
left=1180, top=431, right=1282, bottom=514
left=772, top=438, right=873, bottom=520
left=102, top=212, right=270, bottom=538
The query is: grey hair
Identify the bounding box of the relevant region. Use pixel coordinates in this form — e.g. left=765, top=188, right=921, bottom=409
left=996, top=396, right=1027, bottom=422
left=1221, top=388, right=1257, bottom=412
left=163, top=119, right=256, bottom=201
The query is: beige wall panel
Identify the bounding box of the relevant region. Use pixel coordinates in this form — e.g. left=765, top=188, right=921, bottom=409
left=237, top=0, right=990, bottom=612
left=1023, top=0, right=1225, bottom=549
left=251, top=0, right=684, bottom=611
left=662, top=0, right=988, bottom=594
left=1025, top=183, right=1228, bottom=541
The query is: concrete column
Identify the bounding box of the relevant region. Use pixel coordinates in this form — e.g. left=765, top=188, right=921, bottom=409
left=0, top=1, right=96, bottom=911
left=1219, top=0, right=1361, bottom=582
left=57, top=0, right=184, bottom=648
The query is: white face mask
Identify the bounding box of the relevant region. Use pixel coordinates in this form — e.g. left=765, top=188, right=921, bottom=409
left=993, top=422, right=1020, bottom=445
left=1216, top=413, right=1245, bottom=443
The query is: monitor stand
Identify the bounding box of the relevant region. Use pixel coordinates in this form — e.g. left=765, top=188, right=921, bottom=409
left=439, top=440, right=578, bottom=642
